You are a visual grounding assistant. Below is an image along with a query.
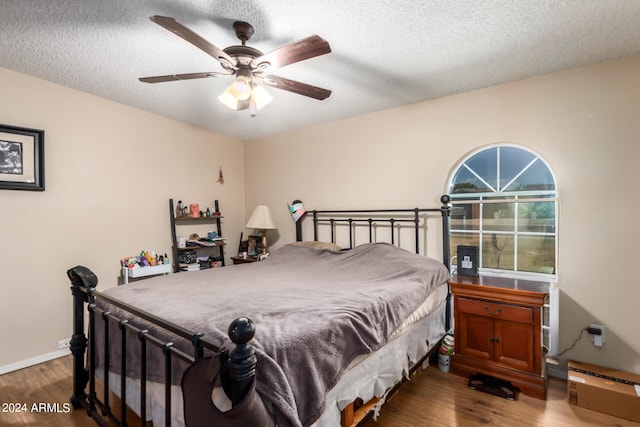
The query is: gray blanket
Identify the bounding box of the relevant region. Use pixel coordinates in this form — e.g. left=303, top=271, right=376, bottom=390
left=99, top=243, right=449, bottom=427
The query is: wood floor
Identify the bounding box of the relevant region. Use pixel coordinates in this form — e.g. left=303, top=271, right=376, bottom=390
left=1, top=355, right=638, bottom=426
left=362, top=366, right=639, bottom=427
left=0, top=356, right=146, bottom=427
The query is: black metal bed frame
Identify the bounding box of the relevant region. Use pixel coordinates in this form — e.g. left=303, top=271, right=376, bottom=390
left=299, top=195, right=451, bottom=267
left=68, top=266, right=256, bottom=427
left=68, top=195, right=451, bottom=427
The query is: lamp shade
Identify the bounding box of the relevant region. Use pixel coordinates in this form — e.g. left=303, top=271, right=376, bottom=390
left=246, top=205, right=277, bottom=230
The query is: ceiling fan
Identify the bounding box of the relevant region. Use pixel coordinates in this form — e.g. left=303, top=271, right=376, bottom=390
left=139, top=16, right=332, bottom=114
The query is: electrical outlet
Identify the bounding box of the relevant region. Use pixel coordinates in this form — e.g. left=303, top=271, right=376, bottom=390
left=546, top=356, right=560, bottom=366
left=58, top=338, right=71, bottom=349
left=588, top=324, right=605, bottom=347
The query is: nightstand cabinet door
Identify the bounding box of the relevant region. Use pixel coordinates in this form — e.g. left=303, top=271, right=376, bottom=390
left=458, top=311, right=494, bottom=361
left=495, top=318, right=534, bottom=371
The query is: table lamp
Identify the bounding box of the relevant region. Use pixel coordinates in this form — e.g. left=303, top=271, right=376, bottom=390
left=246, top=205, right=277, bottom=255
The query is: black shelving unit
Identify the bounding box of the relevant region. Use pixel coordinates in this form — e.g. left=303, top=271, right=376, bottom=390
left=169, top=198, right=225, bottom=273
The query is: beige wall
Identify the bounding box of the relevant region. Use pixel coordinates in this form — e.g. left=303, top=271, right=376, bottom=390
left=0, top=67, right=246, bottom=368
left=2, top=54, right=638, bottom=376
left=246, top=55, right=640, bottom=374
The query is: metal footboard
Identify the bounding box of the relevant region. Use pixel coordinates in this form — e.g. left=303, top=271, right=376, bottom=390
left=68, top=265, right=256, bottom=427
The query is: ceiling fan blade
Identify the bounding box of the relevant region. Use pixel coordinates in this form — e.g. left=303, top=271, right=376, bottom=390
left=252, top=35, right=331, bottom=73
left=150, top=15, right=236, bottom=68
left=139, top=71, right=227, bottom=83
left=261, top=75, right=331, bottom=100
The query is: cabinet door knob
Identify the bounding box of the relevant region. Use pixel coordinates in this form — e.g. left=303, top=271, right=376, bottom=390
left=489, top=337, right=501, bottom=343
left=483, top=305, right=503, bottom=315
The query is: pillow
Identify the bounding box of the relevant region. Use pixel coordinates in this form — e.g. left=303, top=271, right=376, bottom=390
left=289, top=241, right=342, bottom=251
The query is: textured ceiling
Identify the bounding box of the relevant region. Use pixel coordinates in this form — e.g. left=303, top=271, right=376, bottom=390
left=1, top=1, right=639, bottom=141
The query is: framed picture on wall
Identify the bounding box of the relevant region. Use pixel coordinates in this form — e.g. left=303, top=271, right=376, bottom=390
left=0, top=124, right=45, bottom=191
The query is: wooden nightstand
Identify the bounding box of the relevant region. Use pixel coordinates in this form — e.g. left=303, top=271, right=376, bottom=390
left=448, top=274, right=549, bottom=400
left=231, top=256, right=258, bottom=265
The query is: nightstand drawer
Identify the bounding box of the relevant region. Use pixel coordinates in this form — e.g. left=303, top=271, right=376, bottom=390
left=457, top=297, right=533, bottom=323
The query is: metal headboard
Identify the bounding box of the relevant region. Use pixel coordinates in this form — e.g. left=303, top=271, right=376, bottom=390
left=294, top=195, right=451, bottom=270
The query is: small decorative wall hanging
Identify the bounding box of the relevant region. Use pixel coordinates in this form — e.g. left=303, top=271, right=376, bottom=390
left=217, top=166, right=224, bottom=185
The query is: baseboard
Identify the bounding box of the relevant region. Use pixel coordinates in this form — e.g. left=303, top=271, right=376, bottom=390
left=0, top=348, right=70, bottom=375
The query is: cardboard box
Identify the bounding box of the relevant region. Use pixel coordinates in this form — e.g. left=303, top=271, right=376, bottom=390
left=567, top=360, right=640, bottom=423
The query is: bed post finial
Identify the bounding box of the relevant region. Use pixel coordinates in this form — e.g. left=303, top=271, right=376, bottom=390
left=439, top=195, right=453, bottom=332
left=290, top=199, right=306, bottom=241
left=67, top=266, right=98, bottom=409
left=440, top=194, right=451, bottom=269
left=227, top=317, right=257, bottom=406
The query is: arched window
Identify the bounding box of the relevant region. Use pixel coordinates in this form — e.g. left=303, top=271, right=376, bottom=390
left=448, top=145, right=557, bottom=278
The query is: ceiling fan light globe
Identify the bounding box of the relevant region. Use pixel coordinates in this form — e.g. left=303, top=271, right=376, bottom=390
left=219, top=88, right=251, bottom=111
left=218, top=88, right=241, bottom=110
left=252, top=85, right=273, bottom=110
left=228, top=76, right=252, bottom=100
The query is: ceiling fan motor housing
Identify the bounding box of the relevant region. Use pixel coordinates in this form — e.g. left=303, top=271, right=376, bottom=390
left=232, top=21, right=254, bottom=43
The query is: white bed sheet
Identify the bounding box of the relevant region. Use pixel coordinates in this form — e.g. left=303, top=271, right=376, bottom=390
left=313, top=284, right=448, bottom=426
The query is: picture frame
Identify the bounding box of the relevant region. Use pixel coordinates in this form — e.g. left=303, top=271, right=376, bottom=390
left=457, top=245, right=479, bottom=276
left=247, top=234, right=263, bottom=256
left=0, top=124, right=45, bottom=191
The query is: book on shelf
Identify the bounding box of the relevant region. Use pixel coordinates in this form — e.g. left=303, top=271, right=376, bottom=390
left=186, top=237, right=225, bottom=247
left=179, top=263, right=201, bottom=271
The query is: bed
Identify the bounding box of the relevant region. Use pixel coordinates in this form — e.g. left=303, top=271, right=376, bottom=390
left=67, top=195, right=452, bottom=427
